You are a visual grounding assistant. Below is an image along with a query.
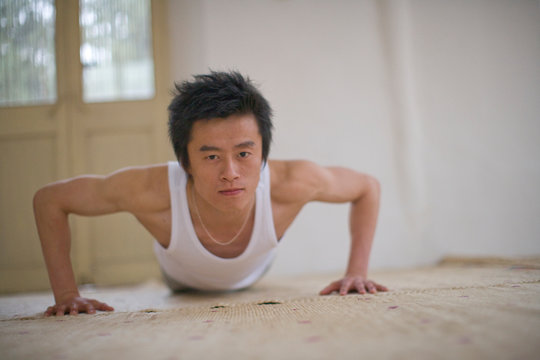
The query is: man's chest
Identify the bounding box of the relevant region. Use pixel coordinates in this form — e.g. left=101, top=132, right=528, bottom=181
left=133, top=196, right=304, bottom=249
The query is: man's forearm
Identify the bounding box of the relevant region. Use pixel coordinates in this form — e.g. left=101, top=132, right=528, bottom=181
left=345, top=179, right=380, bottom=278
left=34, top=189, right=80, bottom=303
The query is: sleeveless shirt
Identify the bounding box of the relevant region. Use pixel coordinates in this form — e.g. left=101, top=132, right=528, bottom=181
left=153, top=161, right=279, bottom=291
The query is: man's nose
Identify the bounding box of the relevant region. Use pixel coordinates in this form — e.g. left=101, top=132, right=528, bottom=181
left=221, top=158, right=240, bottom=182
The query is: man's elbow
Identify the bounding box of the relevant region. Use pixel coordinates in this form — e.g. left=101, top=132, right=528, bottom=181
left=33, top=183, right=64, bottom=214
left=368, top=175, right=381, bottom=195
left=360, top=175, right=381, bottom=201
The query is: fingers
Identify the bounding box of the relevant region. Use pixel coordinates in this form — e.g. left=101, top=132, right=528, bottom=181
left=55, top=305, right=67, bottom=317
left=94, top=301, right=114, bottom=312
left=357, top=280, right=387, bottom=294
left=319, top=278, right=389, bottom=296
left=365, top=281, right=377, bottom=294
left=69, top=303, right=79, bottom=316
left=340, top=278, right=354, bottom=296
left=375, top=282, right=389, bottom=292
left=45, top=306, right=55, bottom=317
left=319, top=281, right=341, bottom=295
left=354, top=279, right=368, bottom=294
left=44, top=298, right=114, bottom=316
left=85, top=303, right=96, bottom=314
left=89, top=299, right=114, bottom=312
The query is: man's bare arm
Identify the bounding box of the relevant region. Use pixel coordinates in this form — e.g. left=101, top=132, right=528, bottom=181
left=33, top=166, right=164, bottom=315
left=274, top=160, right=387, bottom=295
left=318, top=167, right=387, bottom=295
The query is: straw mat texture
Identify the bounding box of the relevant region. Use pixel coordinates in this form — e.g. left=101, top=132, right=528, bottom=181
left=1, top=257, right=539, bottom=359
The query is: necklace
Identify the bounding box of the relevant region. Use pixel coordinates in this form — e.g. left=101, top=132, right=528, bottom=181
left=190, top=185, right=254, bottom=246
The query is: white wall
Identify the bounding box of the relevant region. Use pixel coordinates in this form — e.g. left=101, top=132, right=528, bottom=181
left=410, top=1, right=540, bottom=258
left=167, top=0, right=540, bottom=276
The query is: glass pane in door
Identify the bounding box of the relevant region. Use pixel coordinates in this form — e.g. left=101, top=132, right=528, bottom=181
left=79, top=0, right=155, bottom=103
left=0, top=0, right=57, bottom=107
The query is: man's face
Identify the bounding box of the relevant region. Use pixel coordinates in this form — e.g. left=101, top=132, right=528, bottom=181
left=186, top=113, right=263, bottom=213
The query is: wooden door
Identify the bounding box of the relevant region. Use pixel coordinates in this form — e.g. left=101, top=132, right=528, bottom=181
left=0, top=0, right=171, bottom=293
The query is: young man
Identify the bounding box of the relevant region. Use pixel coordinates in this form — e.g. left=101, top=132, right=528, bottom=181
left=33, top=71, right=387, bottom=316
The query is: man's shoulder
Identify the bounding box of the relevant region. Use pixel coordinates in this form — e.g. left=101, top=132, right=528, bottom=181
left=268, top=159, right=322, bottom=181
left=104, top=163, right=170, bottom=210
left=108, top=163, right=168, bottom=186
left=268, top=159, right=323, bottom=204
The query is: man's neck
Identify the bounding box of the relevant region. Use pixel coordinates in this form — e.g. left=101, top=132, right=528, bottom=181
left=187, top=180, right=255, bottom=242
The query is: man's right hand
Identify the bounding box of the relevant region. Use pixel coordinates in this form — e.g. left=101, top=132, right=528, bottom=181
left=45, top=296, right=114, bottom=316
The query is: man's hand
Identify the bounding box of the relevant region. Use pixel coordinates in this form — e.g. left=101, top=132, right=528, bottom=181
left=319, top=275, right=388, bottom=296
left=45, top=296, right=114, bottom=316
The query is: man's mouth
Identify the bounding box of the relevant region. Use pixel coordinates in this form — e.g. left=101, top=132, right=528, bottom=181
left=219, top=188, right=244, bottom=196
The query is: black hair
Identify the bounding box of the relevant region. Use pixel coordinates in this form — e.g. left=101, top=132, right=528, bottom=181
left=168, top=71, right=273, bottom=170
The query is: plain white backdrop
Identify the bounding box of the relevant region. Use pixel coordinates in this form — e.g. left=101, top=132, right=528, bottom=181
left=166, top=0, right=540, bottom=276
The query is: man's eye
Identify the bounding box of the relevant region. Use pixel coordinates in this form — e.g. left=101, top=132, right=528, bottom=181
left=207, top=155, right=218, bottom=160
left=239, top=152, right=250, bottom=158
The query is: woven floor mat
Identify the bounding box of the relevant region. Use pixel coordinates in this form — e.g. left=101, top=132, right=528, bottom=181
left=1, top=257, right=539, bottom=360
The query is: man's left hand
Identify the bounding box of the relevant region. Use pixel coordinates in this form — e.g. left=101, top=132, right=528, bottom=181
left=319, top=276, right=388, bottom=296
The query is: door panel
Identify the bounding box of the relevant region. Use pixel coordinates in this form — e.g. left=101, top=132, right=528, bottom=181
left=0, top=124, right=62, bottom=292
left=0, top=136, right=56, bottom=267
left=0, top=0, right=170, bottom=293
left=87, top=131, right=160, bottom=284
left=68, top=0, right=169, bottom=288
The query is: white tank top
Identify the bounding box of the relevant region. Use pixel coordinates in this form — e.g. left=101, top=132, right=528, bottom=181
left=153, top=161, right=278, bottom=291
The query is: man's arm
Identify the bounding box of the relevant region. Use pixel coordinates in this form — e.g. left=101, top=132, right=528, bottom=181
left=317, top=166, right=387, bottom=295
left=33, top=166, right=162, bottom=315
left=272, top=160, right=387, bottom=295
